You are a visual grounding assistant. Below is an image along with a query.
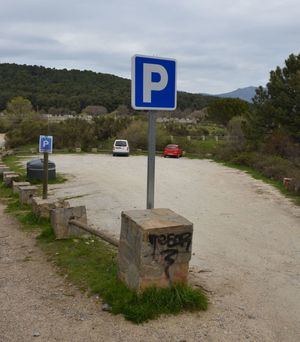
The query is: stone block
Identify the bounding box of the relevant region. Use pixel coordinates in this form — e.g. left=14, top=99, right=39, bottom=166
left=19, top=185, right=38, bottom=205
left=50, top=206, right=87, bottom=239
left=117, top=208, right=193, bottom=291
left=2, top=171, right=15, bottom=178
left=32, top=197, right=70, bottom=219
left=75, top=147, right=81, bottom=153
left=4, top=174, right=19, bottom=187
left=12, top=181, right=31, bottom=194
left=91, top=148, right=98, bottom=153
left=0, top=166, right=10, bottom=176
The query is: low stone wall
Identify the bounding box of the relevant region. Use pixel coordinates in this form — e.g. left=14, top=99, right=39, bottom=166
left=51, top=206, right=87, bottom=239
left=19, top=185, right=38, bottom=205
left=32, top=197, right=70, bottom=219
left=12, top=181, right=31, bottom=194
left=4, top=173, right=19, bottom=187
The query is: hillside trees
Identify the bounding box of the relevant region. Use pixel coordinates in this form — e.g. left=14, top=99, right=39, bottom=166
left=207, top=98, right=249, bottom=125
left=248, top=53, right=300, bottom=142
left=0, top=63, right=216, bottom=113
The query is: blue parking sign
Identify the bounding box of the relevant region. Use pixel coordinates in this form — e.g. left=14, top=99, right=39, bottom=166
left=131, top=55, right=177, bottom=110
left=39, top=135, right=53, bottom=153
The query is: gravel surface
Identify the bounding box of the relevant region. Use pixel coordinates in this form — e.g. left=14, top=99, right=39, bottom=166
left=9, top=153, right=299, bottom=341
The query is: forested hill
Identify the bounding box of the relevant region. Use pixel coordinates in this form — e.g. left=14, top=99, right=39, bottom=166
left=0, top=63, right=216, bottom=113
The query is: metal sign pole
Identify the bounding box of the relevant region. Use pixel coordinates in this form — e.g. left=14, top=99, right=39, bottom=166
left=42, top=152, right=48, bottom=199
left=147, top=111, right=156, bottom=209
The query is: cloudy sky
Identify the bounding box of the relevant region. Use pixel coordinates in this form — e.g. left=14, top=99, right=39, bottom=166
left=0, top=0, right=299, bottom=93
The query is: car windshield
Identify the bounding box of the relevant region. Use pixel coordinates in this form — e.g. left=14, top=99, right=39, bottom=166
left=115, top=141, right=127, bottom=147
left=166, top=145, right=178, bottom=149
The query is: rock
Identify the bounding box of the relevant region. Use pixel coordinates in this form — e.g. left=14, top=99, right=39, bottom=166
left=102, top=303, right=112, bottom=312
left=33, top=332, right=40, bottom=337
left=247, top=314, right=256, bottom=319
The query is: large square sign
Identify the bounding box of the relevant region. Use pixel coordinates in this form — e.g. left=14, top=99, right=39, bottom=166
left=39, top=135, right=53, bottom=153
left=131, top=55, right=177, bottom=110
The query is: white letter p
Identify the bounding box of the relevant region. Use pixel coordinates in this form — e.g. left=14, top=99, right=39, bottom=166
left=143, top=64, right=168, bottom=103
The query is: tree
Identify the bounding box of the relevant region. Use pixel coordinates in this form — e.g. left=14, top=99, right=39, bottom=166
left=207, top=98, right=249, bottom=125
left=249, top=53, right=300, bottom=141
left=4, top=96, right=34, bottom=124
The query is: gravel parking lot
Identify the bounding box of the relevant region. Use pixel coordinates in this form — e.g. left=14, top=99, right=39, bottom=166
left=35, top=154, right=300, bottom=340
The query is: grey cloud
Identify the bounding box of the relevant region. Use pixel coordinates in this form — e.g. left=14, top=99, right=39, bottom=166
left=0, top=0, right=299, bottom=93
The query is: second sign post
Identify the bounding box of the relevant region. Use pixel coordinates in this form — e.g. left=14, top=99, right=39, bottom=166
left=39, top=135, right=53, bottom=199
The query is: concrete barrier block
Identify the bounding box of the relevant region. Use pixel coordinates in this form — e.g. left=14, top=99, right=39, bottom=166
left=75, top=148, right=81, bottom=153
left=32, top=197, right=70, bottom=219
left=0, top=166, right=10, bottom=176
left=51, top=206, right=87, bottom=239
left=91, top=148, right=98, bottom=153
left=117, top=208, right=193, bottom=291
left=4, top=174, right=19, bottom=187
left=2, top=171, right=15, bottom=178
left=19, top=185, right=38, bottom=204
left=12, top=181, right=31, bottom=194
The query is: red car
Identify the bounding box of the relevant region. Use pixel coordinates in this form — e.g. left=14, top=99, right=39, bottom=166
left=163, top=144, right=183, bottom=158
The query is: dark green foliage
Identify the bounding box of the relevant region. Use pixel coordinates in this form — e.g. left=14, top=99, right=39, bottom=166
left=120, top=120, right=170, bottom=150
left=207, top=98, right=249, bottom=125
left=50, top=118, right=97, bottom=150
left=93, top=115, right=132, bottom=141
left=5, top=115, right=47, bottom=147
left=0, top=63, right=215, bottom=113
left=249, top=53, right=300, bottom=141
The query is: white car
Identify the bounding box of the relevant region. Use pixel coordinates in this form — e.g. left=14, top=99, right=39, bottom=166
left=112, top=139, right=130, bottom=156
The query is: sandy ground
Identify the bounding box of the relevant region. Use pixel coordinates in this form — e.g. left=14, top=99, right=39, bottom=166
left=7, top=153, right=300, bottom=341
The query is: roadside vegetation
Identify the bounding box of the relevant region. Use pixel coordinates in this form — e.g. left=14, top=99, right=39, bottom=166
left=0, top=53, right=299, bottom=200
left=0, top=181, right=208, bottom=323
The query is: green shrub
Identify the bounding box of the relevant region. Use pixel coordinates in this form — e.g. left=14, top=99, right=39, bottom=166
left=121, top=120, right=170, bottom=150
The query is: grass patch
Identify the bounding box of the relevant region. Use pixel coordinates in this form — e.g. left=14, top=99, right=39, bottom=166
left=0, top=182, right=208, bottom=323
left=38, top=234, right=208, bottom=323
left=220, top=161, right=300, bottom=206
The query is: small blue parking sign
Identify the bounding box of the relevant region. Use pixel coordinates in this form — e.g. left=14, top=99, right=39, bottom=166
left=131, top=55, right=177, bottom=110
left=39, top=135, right=53, bottom=153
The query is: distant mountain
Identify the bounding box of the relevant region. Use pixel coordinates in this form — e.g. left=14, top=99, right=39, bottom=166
left=214, top=86, right=257, bottom=103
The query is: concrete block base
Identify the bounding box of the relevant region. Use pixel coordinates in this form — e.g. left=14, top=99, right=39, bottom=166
left=12, top=181, right=31, bottom=194
left=19, top=185, right=38, bottom=204
left=4, top=174, right=19, bottom=187
left=117, top=208, right=193, bottom=291
left=51, top=206, right=87, bottom=239
left=32, top=197, right=70, bottom=218
left=0, top=166, right=10, bottom=176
